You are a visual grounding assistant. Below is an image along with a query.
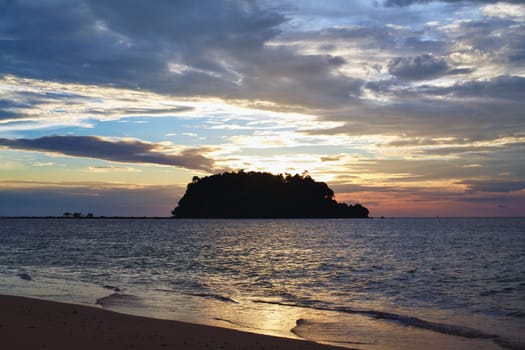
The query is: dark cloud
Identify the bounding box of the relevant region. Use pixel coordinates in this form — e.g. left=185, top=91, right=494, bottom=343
left=235, top=50, right=362, bottom=108
left=0, top=136, right=215, bottom=171
left=402, top=37, right=447, bottom=53
left=88, top=0, right=284, bottom=47
left=1, top=1, right=124, bottom=82
left=335, top=151, right=525, bottom=184
left=3, top=0, right=520, bottom=112
left=0, top=0, right=365, bottom=109
left=438, top=20, right=525, bottom=84
left=384, top=0, right=523, bottom=6
left=388, top=54, right=458, bottom=80
left=417, top=146, right=499, bottom=156
left=300, top=26, right=399, bottom=50
left=306, top=94, right=524, bottom=144
left=459, top=180, right=525, bottom=193
left=421, top=75, right=525, bottom=101
left=339, top=73, right=525, bottom=143
left=0, top=0, right=283, bottom=87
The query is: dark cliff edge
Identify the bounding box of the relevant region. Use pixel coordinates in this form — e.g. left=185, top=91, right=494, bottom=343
left=172, top=171, right=369, bottom=218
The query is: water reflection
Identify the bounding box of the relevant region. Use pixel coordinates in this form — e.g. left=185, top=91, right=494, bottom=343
left=1, top=218, right=524, bottom=350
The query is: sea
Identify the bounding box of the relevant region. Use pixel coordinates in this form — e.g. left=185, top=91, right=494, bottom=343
left=0, top=218, right=523, bottom=350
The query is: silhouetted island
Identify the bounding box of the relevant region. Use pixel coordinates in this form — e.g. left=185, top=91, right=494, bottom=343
left=172, top=171, right=369, bottom=218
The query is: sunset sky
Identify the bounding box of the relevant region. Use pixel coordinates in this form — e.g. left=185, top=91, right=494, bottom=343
left=1, top=0, right=524, bottom=217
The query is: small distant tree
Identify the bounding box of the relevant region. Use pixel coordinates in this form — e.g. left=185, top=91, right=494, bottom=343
left=73, top=212, right=83, bottom=218
left=86, top=213, right=94, bottom=218
left=63, top=212, right=72, bottom=218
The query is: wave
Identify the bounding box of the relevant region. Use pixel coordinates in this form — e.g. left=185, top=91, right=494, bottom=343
left=96, top=293, right=141, bottom=308
left=17, top=272, right=32, bottom=281
left=506, top=311, right=525, bottom=318
left=212, top=317, right=247, bottom=328
left=186, top=293, right=238, bottom=304
left=493, top=338, right=525, bottom=350
left=348, top=308, right=497, bottom=339
left=253, top=299, right=525, bottom=349
left=212, top=317, right=290, bottom=336
left=253, top=299, right=496, bottom=338
left=291, top=318, right=371, bottom=348
left=480, top=287, right=517, bottom=296
left=102, top=284, right=121, bottom=292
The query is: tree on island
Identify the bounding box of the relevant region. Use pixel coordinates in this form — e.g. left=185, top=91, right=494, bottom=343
left=62, top=212, right=94, bottom=218
left=172, top=171, right=369, bottom=218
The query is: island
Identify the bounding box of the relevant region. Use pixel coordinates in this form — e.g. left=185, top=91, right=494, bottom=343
left=172, top=171, right=369, bottom=218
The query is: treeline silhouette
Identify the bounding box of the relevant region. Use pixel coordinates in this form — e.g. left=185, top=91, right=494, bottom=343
left=63, top=212, right=94, bottom=218
left=172, top=171, right=369, bottom=218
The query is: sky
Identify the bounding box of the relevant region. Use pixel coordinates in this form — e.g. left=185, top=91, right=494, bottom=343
left=1, top=0, right=524, bottom=217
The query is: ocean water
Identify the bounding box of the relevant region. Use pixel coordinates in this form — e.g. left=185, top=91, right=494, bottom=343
left=0, top=218, right=524, bottom=349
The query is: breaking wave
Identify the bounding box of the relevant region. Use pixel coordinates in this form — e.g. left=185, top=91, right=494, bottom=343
left=96, top=293, right=141, bottom=308
left=254, top=299, right=525, bottom=350
left=187, top=293, right=238, bottom=304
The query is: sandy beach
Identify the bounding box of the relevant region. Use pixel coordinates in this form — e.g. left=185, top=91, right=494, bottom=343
left=0, top=294, right=349, bottom=350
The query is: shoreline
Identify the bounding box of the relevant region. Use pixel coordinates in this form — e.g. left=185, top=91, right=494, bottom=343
left=0, top=294, right=348, bottom=350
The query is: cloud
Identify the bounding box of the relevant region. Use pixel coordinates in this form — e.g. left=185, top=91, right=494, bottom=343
left=2, top=0, right=522, bottom=113
left=482, top=3, right=525, bottom=20
left=327, top=151, right=525, bottom=186
left=421, top=75, right=525, bottom=100
left=88, top=0, right=284, bottom=47
left=84, top=166, right=141, bottom=173
left=306, top=98, right=524, bottom=145
left=329, top=73, right=525, bottom=143
left=0, top=136, right=215, bottom=171
left=321, top=155, right=344, bottom=162
left=382, top=137, right=454, bottom=147
left=1, top=1, right=525, bottom=217
left=236, top=49, right=361, bottom=108
left=383, top=0, right=523, bottom=7
left=0, top=0, right=284, bottom=91
left=459, top=180, right=525, bottom=193
left=388, top=54, right=466, bottom=80
left=0, top=75, right=200, bottom=135
left=0, top=0, right=365, bottom=110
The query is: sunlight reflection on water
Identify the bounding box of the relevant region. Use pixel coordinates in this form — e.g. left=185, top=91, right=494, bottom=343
left=1, top=218, right=524, bottom=349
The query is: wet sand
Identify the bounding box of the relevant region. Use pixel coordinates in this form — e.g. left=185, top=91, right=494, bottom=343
left=0, top=294, right=349, bottom=350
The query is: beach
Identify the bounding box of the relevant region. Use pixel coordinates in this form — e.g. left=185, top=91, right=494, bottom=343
left=0, top=294, right=349, bottom=350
